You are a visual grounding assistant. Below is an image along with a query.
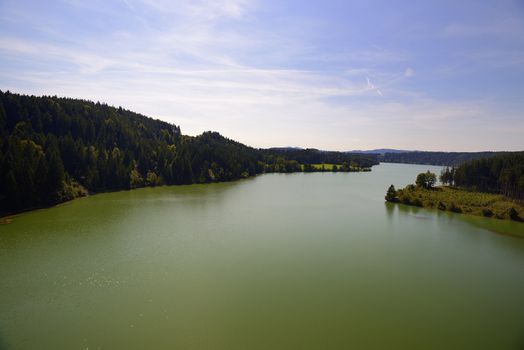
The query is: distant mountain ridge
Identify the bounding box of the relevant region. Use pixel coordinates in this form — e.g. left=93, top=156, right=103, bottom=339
left=266, top=147, right=304, bottom=151
left=268, top=147, right=408, bottom=155
left=348, top=148, right=414, bottom=155
left=258, top=147, right=515, bottom=167
left=381, top=151, right=507, bottom=166
left=349, top=149, right=523, bottom=166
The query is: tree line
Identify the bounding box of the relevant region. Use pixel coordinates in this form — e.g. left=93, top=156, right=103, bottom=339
left=382, top=151, right=503, bottom=166
left=265, top=148, right=377, bottom=169
left=439, top=152, right=524, bottom=202
left=0, top=91, right=378, bottom=214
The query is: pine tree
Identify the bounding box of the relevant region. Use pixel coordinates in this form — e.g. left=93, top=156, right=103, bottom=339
left=385, top=184, right=397, bottom=202
left=45, top=136, right=65, bottom=202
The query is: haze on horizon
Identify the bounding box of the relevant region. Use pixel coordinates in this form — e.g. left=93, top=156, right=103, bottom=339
left=1, top=0, right=523, bottom=152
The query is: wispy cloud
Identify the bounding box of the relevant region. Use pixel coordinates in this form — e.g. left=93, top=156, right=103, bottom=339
left=366, top=77, right=382, bottom=96
left=135, top=0, right=253, bottom=20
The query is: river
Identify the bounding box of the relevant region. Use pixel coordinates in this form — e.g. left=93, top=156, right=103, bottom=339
left=1, top=163, right=523, bottom=349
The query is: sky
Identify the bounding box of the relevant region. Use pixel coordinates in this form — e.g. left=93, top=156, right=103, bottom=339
left=1, top=0, right=524, bottom=151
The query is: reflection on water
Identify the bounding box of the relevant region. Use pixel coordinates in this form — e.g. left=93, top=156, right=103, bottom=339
left=384, top=187, right=524, bottom=239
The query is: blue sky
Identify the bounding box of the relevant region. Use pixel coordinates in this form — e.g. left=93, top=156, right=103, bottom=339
left=1, top=0, right=523, bottom=151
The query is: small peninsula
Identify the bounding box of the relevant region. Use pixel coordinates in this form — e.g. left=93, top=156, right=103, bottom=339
left=386, top=184, right=524, bottom=222
left=385, top=153, right=524, bottom=226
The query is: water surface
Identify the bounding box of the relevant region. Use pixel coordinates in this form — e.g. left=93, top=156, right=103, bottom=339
left=1, top=163, right=524, bottom=349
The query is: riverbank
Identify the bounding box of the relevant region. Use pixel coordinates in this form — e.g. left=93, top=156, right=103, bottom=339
left=0, top=180, right=88, bottom=221
left=386, top=185, right=524, bottom=224
left=1, top=164, right=372, bottom=220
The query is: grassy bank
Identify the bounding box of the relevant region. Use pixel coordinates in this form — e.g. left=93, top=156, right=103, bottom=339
left=387, top=185, right=524, bottom=222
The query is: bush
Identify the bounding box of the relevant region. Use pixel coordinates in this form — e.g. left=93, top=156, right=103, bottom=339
left=423, top=200, right=434, bottom=208
left=481, top=208, right=493, bottom=217
left=448, top=202, right=462, bottom=213
left=495, top=211, right=505, bottom=219
left=507, top=207, right=521, bottom=221
left=400, top=194, right=411, bottom=205
left=145, top=171, right=162, bottom=186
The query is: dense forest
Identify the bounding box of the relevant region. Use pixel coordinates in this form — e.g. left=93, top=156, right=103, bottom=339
left=382, top=151, right=503, bottom=166
left=440, top=152, right=524, bottom=202
left=0, top=91, right=378, bottom=215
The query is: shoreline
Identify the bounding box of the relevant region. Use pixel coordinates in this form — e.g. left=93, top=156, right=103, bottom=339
left=0, top=167, right=372, bottom=221
left=386, top=185, right=524, bottom=226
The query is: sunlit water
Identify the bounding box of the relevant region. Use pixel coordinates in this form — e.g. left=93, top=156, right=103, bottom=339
left=1, top=163, right=523, bottom=349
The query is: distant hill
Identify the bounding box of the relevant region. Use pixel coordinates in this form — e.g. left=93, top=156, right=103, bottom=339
left=348, top=148, right=413, bottom=155
left=266, top=147, right=304, bottom=151
left=381, top=151, right=505, bottom=166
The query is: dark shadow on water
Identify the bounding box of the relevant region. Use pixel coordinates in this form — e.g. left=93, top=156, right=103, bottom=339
left=396, top=203, right=426, bottom=217
left=384, top=202, right=395, bottom=220
left=515, top=331, right=524, bottom=350
left=462, top=216, right=524, bottom=239
left=0, top=332, right=9, bottom=350
left=392, top=201, right=524, bottom=240
left=390, top=201, right=524, bottom=260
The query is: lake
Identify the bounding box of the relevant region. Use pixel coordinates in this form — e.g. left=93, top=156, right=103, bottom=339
left=1, top=163, right=524, bottom=349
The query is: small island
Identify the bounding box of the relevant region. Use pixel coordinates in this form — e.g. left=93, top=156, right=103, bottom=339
left=385, top=153, right=524, bottom=223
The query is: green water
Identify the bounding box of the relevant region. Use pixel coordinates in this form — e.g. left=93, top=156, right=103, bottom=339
left=1, top=163, right=524, bottom=350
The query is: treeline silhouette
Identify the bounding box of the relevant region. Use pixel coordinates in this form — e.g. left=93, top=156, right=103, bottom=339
left=382, top=151, right=503, bottom=166
left=440, top=152, right=524, bottom=202
left=0, top=91, right=378, bottom=214
left=264, top=148, right=377, bottom=169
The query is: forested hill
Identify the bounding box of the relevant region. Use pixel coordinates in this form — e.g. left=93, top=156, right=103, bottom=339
left=382, top=151, right=504, bottom=166
left=0, top=91, right=378, bottom=215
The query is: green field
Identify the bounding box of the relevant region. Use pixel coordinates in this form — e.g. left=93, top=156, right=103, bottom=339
left=388, top=185, right=524, bottom=224
left=300, top=163, right=370, bottom=172
left=312, top=163, right=335, bottom=170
